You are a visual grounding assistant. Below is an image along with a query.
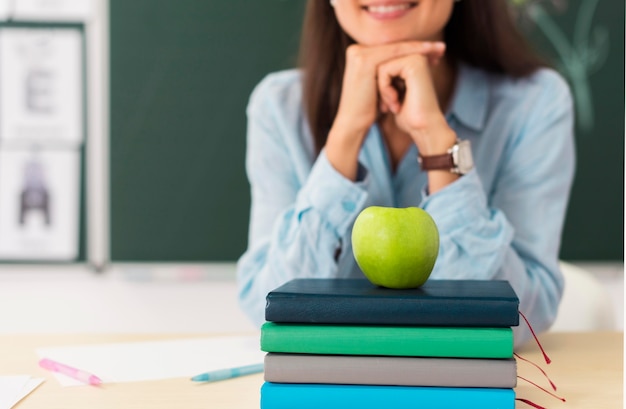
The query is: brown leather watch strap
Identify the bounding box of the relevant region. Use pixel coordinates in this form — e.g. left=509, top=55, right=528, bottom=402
left=418, top=152, right=454, bottom=171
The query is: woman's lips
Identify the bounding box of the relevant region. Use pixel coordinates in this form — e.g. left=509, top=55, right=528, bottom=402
left=362, top=2, right=418, bottom=20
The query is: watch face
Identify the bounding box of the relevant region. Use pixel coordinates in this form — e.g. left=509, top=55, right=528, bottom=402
left=452, top=140, right=474, bottom=175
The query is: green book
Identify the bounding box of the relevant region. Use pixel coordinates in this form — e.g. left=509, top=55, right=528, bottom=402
left=260, top=322, right=513, bottom=359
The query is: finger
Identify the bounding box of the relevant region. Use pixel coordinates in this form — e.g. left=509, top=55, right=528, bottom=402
left=428, top=55, right=442, bottom=66
left=406, top=41, right=445, bottom=60
left=431, top=41, right=446, bottom=56
left=352, top=40, right=445, bottom=69
left=378, top=54, right=431, bottom=113
left=427, top=42, right=445, bottom=65
left=379, top=99, right=389, bottom=113
left=377, top=70, right=401, bottom=114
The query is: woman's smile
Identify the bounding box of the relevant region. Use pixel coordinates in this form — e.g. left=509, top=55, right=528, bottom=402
left=361, top=1, right=418, bottom=21
left=335, top=0, right=451, bottom=45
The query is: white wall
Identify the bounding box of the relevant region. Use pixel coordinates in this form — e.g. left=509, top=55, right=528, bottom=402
left=0, top=262, right=621, bottom=334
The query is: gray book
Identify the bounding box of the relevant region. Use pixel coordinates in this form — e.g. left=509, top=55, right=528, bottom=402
left=264, top=353, right=517, bottom=388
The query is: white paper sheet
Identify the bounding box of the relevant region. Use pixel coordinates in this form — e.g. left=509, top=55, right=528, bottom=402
left=37, top=335, right=264, bottom=386
left=0, top=376, right=44, bottom=409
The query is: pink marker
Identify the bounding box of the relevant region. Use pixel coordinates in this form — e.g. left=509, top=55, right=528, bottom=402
left=39, top=358, right=103, bottom=386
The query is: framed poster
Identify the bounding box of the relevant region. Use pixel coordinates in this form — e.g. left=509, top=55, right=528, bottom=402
left=13, top=0, right=91, bottom=22
left=0, top=27, right=83, bottom=146
left=0, top=148, right=80, bottom=260
left=0, top=0, right=10, bottom=20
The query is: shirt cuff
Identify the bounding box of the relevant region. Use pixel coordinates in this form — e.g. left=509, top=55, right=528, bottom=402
left=419, top=169, right=488, bottom=230
left=297, top=149, right=369, bottom=237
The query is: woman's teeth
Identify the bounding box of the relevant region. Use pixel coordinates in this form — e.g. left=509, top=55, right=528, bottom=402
left=366, top=4, right=412, bottom=13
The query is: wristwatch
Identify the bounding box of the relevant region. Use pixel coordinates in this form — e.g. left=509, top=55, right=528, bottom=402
left=418, top=139, right=474, bottom=175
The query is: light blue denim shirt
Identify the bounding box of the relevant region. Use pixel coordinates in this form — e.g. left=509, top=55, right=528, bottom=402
left=237, top=64, right=575, bottom=347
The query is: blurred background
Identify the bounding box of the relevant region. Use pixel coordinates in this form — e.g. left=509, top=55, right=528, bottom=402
left=0, top=0, right=622, bottom=333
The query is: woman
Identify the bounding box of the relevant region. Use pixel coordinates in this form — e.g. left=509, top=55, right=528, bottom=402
left=237, top=0, right=575, bottom=346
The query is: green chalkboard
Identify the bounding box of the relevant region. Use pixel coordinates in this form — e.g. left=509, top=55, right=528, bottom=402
left=110, top=1, right=305, bottom=261
left=514, top=0, right=625, bottom=260
left=110, top=0, right=623, bottom=261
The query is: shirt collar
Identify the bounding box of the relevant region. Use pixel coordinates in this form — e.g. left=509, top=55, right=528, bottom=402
left=446, top=63, right=489, bottom=132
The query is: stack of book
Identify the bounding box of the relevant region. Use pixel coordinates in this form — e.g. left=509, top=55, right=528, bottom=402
left=259, top=278, right=520, bottom=409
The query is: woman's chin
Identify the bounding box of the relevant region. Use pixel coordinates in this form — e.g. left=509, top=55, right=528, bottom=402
left=355, top=32, right=429, bottom=46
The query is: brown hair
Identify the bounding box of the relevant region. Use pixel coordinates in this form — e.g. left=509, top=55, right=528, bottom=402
left=298, top=0, right=546, bottom=154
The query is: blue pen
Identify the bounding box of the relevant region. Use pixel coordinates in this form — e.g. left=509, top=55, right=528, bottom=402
left=190, top=363, right=264, bottom=382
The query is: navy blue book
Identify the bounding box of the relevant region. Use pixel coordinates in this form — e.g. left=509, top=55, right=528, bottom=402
left=265, top=279, right=519, bottom=327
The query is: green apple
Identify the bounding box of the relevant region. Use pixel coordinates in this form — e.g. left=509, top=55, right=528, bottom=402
left=351, top=206, right=439, bottom=289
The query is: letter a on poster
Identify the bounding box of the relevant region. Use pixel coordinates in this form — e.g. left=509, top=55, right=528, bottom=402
left=0, top=148, right=80, bottom=260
